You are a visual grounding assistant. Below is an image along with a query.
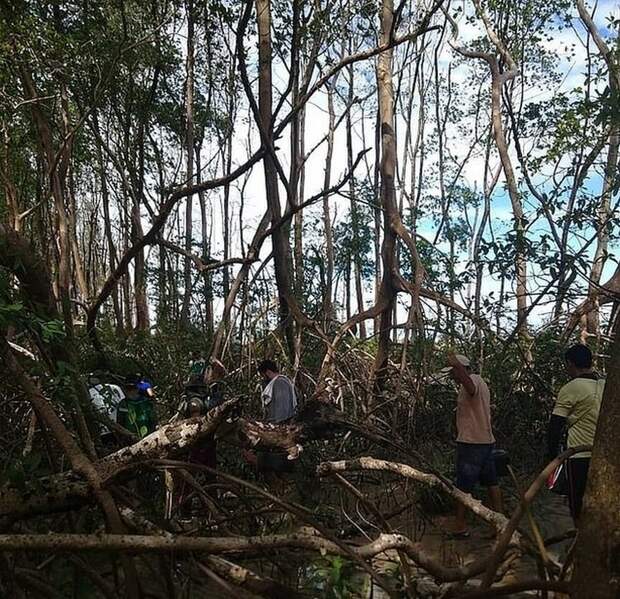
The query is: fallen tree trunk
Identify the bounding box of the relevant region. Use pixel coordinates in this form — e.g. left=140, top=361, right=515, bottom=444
left=318, top=452, right=588, bottom=590
left=0, top=399, right=351, bottom=519
left=318, top=457, right=511, bottom=533
left=120, top=503, right=303, bottom=599
left=97, top=399, right=240, bottom=481
left=0, top=531, right=504, bottom=582
left=0, top=399, right=239, bottom=519
left=225, top=399, right=351, bottom=454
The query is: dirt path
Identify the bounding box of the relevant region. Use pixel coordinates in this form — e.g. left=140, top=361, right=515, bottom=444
left=368, top=488, right=575, bottom=597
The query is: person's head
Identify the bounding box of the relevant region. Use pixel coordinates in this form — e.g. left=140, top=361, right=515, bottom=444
left=187, top=397, right=204, bottom=418
left=564, top=344, right=593, bottom=378
left=258, top=359, right=279, bottom=382
left=205, top=358, right=226, bottom=384
left=123, top=375, right=140, bottom=398
left=442, top=355, right=471, bottom=381
left=123, top=375, right=154, bottom=398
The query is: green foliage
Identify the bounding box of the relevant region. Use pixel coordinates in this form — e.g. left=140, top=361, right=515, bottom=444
left=305, top=555, right=366, bottom=598
left=0, top=294, right=65, bottom=344
left=0, top=299, right=23, bottom=324
left=0, top=452, right=45, bottom=490
left=334, top=180, right=376, bottom=282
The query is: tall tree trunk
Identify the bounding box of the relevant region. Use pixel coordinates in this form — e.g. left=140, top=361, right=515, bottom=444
left=289, top=1, right=303, bottom=301
left=180, top=0, right=196, bottom=328
left=130, top=64, right=161, bottom=334
left=577, top=0, right=620, bottom=340
left=221, top=131, right=232, bottom=330
left=17, top=63, right=75, bottom=344
left=587, top=132, right=619, bottom=339
left=373, top=110, right=382, bottom=337
left=289, top=7, right=304, bottom=367
left=68, top=168, right=89, bottom=304
left=461, top=2, right=528, bottom=345
left=255, top=0, right=295, bottom=359
left=491, top=88, right=528, bottom=341
left=0, top=127, right=21, bottom=232
left=293, top=107, right=305, bottom=302
left=572, top=313, right=620, bottom=598
left=345, top=260, right=352, bottom=321
left=158, top=242, right=168, bottom=326
left=220, top=50, right=238, bottom=332
left=474, top=134, right=499, bottom=358
left=322, top=82, right=337, bottom=327
left=122, top=206, right=133, bottom=330
left=373, top=0, right=399, bottom=390
left=293, top=106, right=306, bottom=369
left=196, top=147, right=214, bottom=336
left=346, top=62, right=366, bottom=339
left=132, top=202, right=150, bottom=332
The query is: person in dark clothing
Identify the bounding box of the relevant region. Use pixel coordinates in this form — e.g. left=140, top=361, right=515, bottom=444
left=187, top=351, right=207, bottom=386
left=174, top=361, right=227, bottom=518
left=547, top=344, right=604, bottom=522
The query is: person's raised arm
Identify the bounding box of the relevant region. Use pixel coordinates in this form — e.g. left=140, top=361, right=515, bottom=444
left=447, top=353, right=476, bottom=396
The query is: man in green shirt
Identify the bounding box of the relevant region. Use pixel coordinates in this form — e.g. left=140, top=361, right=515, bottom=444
left=547, top=344, right=605, bottom=522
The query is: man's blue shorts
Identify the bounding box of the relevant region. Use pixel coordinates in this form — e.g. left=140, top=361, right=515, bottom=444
left=456, top=442, right=498, bottom=492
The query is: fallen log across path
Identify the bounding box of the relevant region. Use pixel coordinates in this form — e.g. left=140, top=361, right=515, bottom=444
left=0, top=398, right=352, bottom=519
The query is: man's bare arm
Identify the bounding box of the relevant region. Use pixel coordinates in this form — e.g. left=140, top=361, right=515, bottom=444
left=447, top=353, right=476, bottom=396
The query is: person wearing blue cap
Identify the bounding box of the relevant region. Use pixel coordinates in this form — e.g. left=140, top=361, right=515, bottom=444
left=118, top=375, right=158, bottom=439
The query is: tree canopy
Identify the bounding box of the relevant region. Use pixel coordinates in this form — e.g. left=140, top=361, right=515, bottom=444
left=0, top=0, right=618, bottom=597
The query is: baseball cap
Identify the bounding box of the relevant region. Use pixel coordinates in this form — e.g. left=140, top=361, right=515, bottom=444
left=440, top=355, right=471, bottom=374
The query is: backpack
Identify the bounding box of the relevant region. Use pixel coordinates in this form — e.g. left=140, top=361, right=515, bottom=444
left=178, top=381, right=225, bottom=418
left=187, top=359, right=207, bottom=386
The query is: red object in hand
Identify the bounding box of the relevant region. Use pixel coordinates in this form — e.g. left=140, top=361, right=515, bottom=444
left=546, top=463, right=566, bottom=495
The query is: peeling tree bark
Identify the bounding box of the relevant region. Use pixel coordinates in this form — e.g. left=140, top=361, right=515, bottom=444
left=322, top=80, right=337, bottom=326
left=577, top=0, right=620, bottom=341
left=373, top=0, right=400, bottom=391
left=454, top=1, right=528, bottom=346
left=572, top=315, right=620, bottom=599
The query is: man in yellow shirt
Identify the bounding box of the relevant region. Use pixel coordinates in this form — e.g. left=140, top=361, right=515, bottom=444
left=547, top=344, right=604, bottom=522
